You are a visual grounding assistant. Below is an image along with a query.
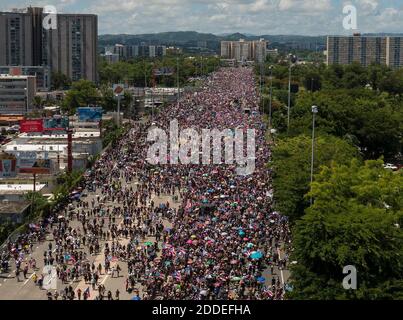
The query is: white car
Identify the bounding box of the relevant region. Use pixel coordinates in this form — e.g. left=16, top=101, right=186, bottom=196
left=384, top=163, right=398, bottom=170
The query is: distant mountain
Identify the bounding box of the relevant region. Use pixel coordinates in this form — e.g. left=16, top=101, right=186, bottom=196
left=98, top=31, right=328, bottom=53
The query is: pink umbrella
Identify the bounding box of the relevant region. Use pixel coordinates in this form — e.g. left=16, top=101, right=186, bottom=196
left=186, top=240, right=193, bottom=245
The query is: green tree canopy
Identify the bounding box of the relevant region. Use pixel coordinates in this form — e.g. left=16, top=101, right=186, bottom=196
left=271, top=134, right=360, bottom=221
left=288, top=159, right=403, bottom=300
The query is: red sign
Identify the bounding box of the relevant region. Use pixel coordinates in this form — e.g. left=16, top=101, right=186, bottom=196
left=19, top=119, right=44, bottom=133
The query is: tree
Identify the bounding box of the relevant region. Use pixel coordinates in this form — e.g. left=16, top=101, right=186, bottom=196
left=62, top=80, right=99, bottom=114
left=379, top=68, right=403, bottom=96
left=303, top=72, right=321, bottom=92
left=288, top=159, right=403, bottom=300
left=271, top=134, right=360, bottom=221
left=32, top=95, right=44, bottom=109
left=51, top=71, right=71, bottom=90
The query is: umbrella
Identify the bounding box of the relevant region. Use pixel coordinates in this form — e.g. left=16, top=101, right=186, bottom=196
left=231, top=276, right=242, bottom=281
left=256, top=276, right=265, bottom=283
left=246, top=242, right=254, bottom=248
left=250, top=251, right=263, bottom=260
left=238, top=230, right=245, bottom=236
left=131, top=296, right=141, bottom=300
left=144, top=242, right=153, bottom=246
left=190, top=235, right=197, bottom=239
left=186, top=240, right=193, bottom=245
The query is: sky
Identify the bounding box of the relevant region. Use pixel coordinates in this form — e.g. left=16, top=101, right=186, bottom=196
left=0, top=0, right=402, bottom=36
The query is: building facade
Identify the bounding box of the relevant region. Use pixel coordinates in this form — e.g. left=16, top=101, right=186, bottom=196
left=0, top=66, right=50, bottom=90
left=220, top=39, right=268, bottom=63
left=0, top=74, right=36, bottom=114
left=0, top=7, right=98, bottom=82
left=327, top=35, right=403, bottom=68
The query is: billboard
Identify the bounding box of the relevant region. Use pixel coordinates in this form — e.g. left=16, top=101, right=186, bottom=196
left=43, top=117, right=69, bottom=131
left=153, top=67, right=174, bottom=76
left=17, top=151, right=52, bottom=174
left=19, top=158, right=52, bottom=174
left=77, top=107, right=103, bottom=122
left=113, top=84, right=124, bottom=96
left=20, top=119, right=44, bottom=133
left=0, top=153, right=17, bottom=177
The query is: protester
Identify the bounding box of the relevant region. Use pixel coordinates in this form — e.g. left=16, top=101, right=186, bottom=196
left=0, top=67, right=290, bottom=300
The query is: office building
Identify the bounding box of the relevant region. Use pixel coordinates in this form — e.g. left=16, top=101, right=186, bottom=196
left=327, top=34, right=403, bottom=68
left=221, top=39, right=269, bottom=63
left=0, top=66, right=50, bottom=90
left=0, top=7, right=98, bottom=82
left=0, top=74, right=36, bottom=114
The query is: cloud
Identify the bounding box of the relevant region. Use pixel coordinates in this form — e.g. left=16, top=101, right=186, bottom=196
left=0, top=0, right=401, bottom=35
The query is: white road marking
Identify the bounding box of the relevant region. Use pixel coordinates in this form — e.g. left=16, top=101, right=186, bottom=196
left=100, top=275, right=109, bottom=285
left=22, top=273, right=34, bottom=286
left=277, top=248, right=285, bottom=285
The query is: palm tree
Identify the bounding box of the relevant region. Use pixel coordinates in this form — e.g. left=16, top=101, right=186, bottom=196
left=33, top=95, right=44, bottom=110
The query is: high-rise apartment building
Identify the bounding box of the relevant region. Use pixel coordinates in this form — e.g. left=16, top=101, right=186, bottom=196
left=327, top=35, right=403, bottom=68
left=221, top=39, right=268, bottom=63
left=0, top=7, right=98, bottom=82
left=105, top=44, right=167, bottom=61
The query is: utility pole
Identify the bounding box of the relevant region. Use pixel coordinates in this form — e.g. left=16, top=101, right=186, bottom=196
left=177, top=56, right=180, bottom=106
left=287, top=54, right=297, bottom=134
left=269, top=65, right=273, bottom=127
left=310, top=105, right=318, bottom=205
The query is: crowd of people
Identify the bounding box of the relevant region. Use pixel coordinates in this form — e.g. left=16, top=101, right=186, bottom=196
left=0, top=67, right=291, bottom=300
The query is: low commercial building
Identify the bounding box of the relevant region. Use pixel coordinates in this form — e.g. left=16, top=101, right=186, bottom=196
left=2, top=130, right=102, bottom=172
left=0, top=66, right=50, bottom=91
left=0, top=200, right=30, bottom=224
left=0, top=74, right=36, bottom=114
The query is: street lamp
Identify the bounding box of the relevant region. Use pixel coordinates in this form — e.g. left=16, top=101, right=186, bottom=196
left=310, top=105, right=318, bottom=205
left=176, top=56, right=180, bottom=106
left=268, top=65, right=274, bottom=127
left=260, top=61, right=264, bottom=114
left=287, top=54, right=297, bottom=134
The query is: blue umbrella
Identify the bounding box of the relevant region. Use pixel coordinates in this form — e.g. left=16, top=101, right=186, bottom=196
left=250, top=251, right=263, bottom=260
left=238, top=230, right=245, bottom=236
left=256, top=276, right=265, bottom=283
left=131, top=296, right=141, bottom=300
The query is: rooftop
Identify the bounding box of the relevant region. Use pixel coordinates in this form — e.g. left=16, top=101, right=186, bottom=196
left=0, top=183, right=46, bottom=194
left=0, top=200, right=30, bottom=215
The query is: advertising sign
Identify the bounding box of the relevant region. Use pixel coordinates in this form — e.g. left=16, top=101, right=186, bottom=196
left=43, top=117, right=69, bottom=131
left=17, top=151, right=52, bottom=174
left=0, top=153, right=17, bottom=177
left=19, top=159, right=52, bottom=174
left=19, top=119, right=44, bottom=133
left=0, top=115, right=25, bottom=122
left=77, top=107, right=103, bottom=122
left=113, top=84, right=124, bottom=96
left=153, top=67, right=174, bottom=76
